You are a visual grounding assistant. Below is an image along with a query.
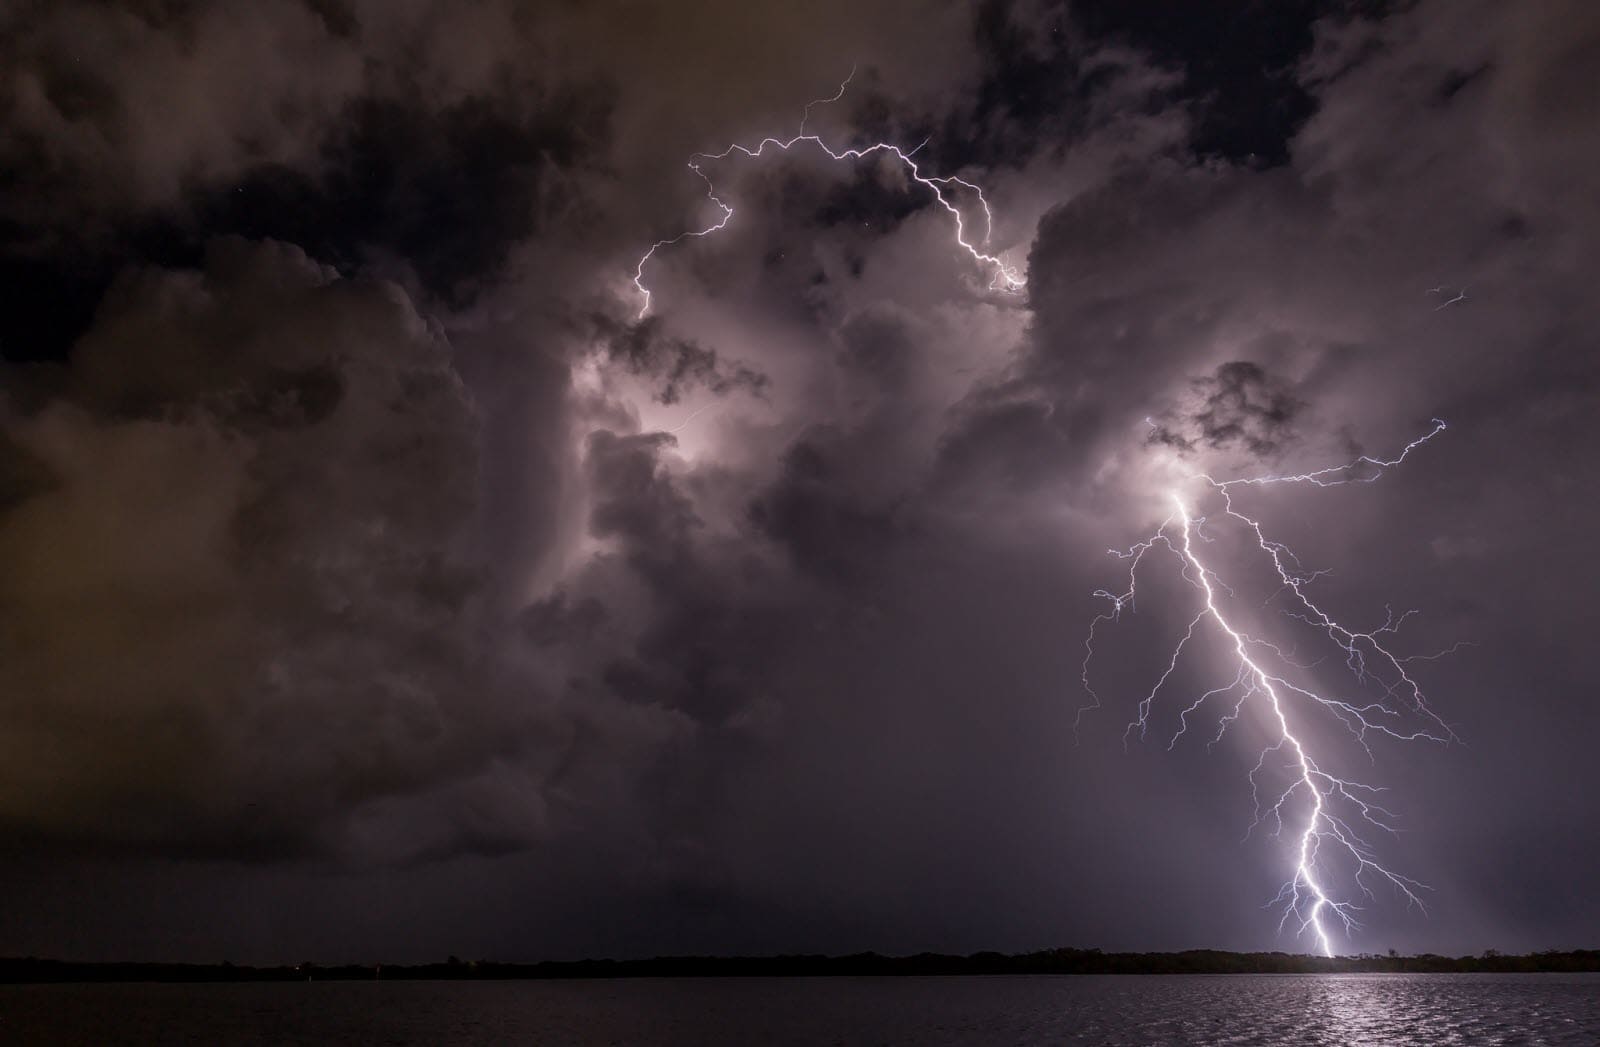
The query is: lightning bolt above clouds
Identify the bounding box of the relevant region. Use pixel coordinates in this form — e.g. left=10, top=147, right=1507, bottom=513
left=631, top=67, right=1025, bottom=320
left=1080, top=422, right=1456, bottom=956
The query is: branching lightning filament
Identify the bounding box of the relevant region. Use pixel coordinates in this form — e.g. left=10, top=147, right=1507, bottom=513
left=632, top=67, right=1025, bottom=319
left=1080, top=421, right=1456, bottom=956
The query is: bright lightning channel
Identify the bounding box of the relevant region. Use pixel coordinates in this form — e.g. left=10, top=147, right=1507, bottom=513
left=1080, top=421, right=1456, bottom=957
left=632, top=67, right=1024, bottom=319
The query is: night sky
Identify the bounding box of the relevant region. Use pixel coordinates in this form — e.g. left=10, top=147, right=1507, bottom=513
left=1, top=0, right=1596, bottom=964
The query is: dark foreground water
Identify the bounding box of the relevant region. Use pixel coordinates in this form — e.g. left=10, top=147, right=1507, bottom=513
left=3, top=973, right=1597, bottom=1045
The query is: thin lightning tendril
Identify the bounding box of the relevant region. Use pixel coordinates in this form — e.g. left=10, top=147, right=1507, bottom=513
left=1080, top=421, right=1456, bottom=957
left=632, top=67, right=1025, bottom=319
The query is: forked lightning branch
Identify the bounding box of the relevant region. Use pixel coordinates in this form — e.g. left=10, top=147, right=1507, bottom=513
left=1080, top=422, right=1456, bottom=956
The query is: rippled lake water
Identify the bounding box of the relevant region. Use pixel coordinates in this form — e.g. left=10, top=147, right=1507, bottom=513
left=3, top=972, right=1597, bottom=1045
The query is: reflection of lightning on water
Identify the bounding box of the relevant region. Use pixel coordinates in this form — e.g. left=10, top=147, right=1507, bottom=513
left=631, top=67, right=1024, bottom=320
left=1080, top=421, right=1456, bottom=956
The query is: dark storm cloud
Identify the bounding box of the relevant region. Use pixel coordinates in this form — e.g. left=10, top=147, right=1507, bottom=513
left=751, top=433, right=904, bottom=584
left=190, top=87, right=608, bottom=308
left=0, top=0, right=360, bottom=359
left=560, top=428, right=798, bottom=738
left=0, top=238, right=678, bottom=865
left=1, top=0, right=1598, bottom=965
left=0, top=238, right=484, bottom=855
left=0, top=0, right=610, bottom=363
left=592, top=316, right=769, bottom=406
left=1068, top=0, right=1393, bottom=165
left=1147, top=360, right=1305, bottom=457
left=585, top=430, right=701, bottom=567
left=917, top=0, right=1369, bottom=177
left=0, top=0, right=983, bottom=876
left=812, top=166, right=932, bottom=239
left=928, top=163, right=1257, bottom=493
left=934, top=394, right=1073, bottom=497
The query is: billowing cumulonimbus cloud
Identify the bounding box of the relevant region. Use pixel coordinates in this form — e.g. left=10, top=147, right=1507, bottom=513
left=0, top=238, right=693, bottom=863
left=0, top=0, right=1596, bottom=962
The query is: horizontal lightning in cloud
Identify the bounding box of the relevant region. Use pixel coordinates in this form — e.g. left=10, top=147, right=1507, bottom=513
left=1080, top=422, right=1455, bottom=956
left=632, top=67, right=1024, bottom=320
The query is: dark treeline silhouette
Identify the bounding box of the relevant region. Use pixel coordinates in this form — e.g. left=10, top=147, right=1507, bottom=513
left=3, top=949, right=1597, bottom=983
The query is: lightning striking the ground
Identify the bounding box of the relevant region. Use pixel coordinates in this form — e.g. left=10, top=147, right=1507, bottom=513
left=631, top=67, right=1025, bottom=320
left=1080, top=422, right=1456, bottom=956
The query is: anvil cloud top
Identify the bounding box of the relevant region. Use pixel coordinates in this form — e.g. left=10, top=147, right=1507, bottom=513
left=0, top=0, right=1595, bottom=964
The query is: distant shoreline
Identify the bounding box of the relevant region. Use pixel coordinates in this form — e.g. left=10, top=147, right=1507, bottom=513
left=4, top=949, right=1597, bottom=983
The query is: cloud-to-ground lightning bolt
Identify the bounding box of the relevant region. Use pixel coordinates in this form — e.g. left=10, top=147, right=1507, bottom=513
left=1079, top=421, right=1457, bottom=956
left=632, top=67, right=1025, bottom=319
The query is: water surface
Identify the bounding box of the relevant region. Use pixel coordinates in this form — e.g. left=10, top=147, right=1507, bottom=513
left=3, top=972, right=1596, bottom=1045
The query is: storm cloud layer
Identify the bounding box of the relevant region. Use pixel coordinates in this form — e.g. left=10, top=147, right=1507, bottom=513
left=1, top=0, right=1596, bottom=962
